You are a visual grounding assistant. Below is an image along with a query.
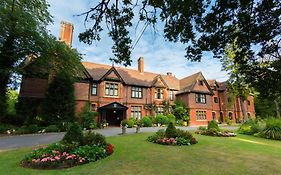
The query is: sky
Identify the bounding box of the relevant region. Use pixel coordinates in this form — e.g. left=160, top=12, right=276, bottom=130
left=47, top=0, right=229, bottom=81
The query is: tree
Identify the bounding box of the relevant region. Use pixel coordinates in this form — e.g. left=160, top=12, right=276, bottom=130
left=0, top=0, right=52, bottom=118
left=41, top=71, right=76, bottom=125
left=80, top=0, right=281, bottom=99
left=173, top=100, right=189, bottom=121
left=221, top=41, right=251, bottom=121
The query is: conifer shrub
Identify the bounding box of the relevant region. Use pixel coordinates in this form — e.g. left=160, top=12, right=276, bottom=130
left=208, top=120, right=220, bottom=131
left=62, top=122, right=84, bottom=145
left=165, top=122, right=177, bottom=138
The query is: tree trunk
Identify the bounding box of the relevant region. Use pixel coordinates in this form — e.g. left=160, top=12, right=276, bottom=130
left=239, top=96, right=247, bottom=121
left=274, top=99, right=280, bottom=118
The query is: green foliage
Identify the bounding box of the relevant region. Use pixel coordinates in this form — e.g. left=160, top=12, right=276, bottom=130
left=0, top=0, right=52, bottom=118
left=165, top=122, right=177, bottom=138
left=79, top=103, right=98, bottom=129
left=175, top=119, right=184, bottom=126
left=238, top=119, right=266, bottom=135
left=260, top=118, right=281, bottom=140
left=155, top=115, right=169, bottom=125
left=172, top=101, right=189, bottom=121
left=42, top=71, right=75, bottom=125
left=15, top=124, right=40, bottom=134
left=0, top=124, right=18, bottom=134
left=198, top=126, right=207, bottom=131
left=208, top=120, right=220, bottom=131
left=147, top=129, right=166, bottom=143
left=45, top=125, right=60, bottom=133
left=6, top=90, right=18, bottom=116
left=175, top=129, right=193, bottom=140
left=62, top=123, right=84, bottom=145
left=140, top=116, right=152, bottom=127
left=120, top=119, right=128, bottom=127
left=127, top=118, right=136, bottom=128
left=166, top=114, right=176, bottom=123
left=176, top=137, right=190, bottom=146
left=83, top=131, right=107, bottom=146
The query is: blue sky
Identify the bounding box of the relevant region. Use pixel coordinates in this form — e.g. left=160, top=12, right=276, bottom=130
left=47, top=0, right=228, bottom=81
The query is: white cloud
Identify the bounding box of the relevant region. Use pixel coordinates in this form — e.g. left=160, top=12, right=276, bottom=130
left=47, top=0, right=229, bottom=82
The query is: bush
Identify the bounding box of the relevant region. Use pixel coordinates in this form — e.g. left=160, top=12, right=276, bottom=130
left=127, top=118, right=136, bottom=128
left=140, top=116, right=152, bottom=127
left=176, top=137, right=190, bottom=146
left=0, top=124, right=18, bottom=134
left=175, top=129, right=193, bottom=140
left=260, top=118, right=281, bottom=140
left=175, top=119, right=184, bottom=126
left=147, top=129, right=166, bottom=142
left=166, top=114, right=176, bottom=123
left=83, top=131, right=107, bottom=146
left=155, top=115, right=169, bottom=125
left=238, top=119, right=265, bottom=135
left=198, top=126, right=207, bottom=131
left=62, top=122, right=84, bottom=145
left=208, top=120, right=220, bottom=131
left=15, top=124, right=40, bottom=134
left=121, top=119, right=128, bottom=127
left=165, top=122, right=177, bottom=138
left=79, top=103, right=98, bottom=129
left=45, top=125, right=60, bottom=132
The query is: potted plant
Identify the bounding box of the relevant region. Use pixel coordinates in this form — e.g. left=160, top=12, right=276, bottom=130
left=135, top=120, right=141, bottom=133
left=120, top=119, right=128, bottom=134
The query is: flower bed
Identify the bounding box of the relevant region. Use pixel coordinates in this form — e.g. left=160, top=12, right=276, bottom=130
left=21, top=123, right=114, bottom=169
left=195, top=129, right=237, bottom=137
left=147, top=122, right=198, bottom=146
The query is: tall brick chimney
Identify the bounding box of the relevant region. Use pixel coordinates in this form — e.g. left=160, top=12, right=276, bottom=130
left=59, top=21, right=74, bottom=47
left=138, top=57, right=144, bottom=73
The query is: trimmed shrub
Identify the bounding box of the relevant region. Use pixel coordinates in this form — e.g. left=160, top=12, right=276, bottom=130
left=166, top=114, right=176, bottom=123
left=45, top=125, right=60, bottom=132
left=62, top=122, right=84, bottom=145
left=140, top=116, right=152, bottom=127
left=155, top=115, right=169, bottom=125
left=165, top=122, right=177, bottom=138
left=121, top=119, right=128, bottom=127
left=208, top=120, right=220, bottom=131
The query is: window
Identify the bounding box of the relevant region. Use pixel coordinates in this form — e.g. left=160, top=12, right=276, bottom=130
left=247, top=112, right=251, bottom=119
left=105, top=82, right=119, bottom=97
left=195, top=93, right=206, bottom=104
left=214, top=97, right=219, bottom=103
left=212, top=111, right=216, bottom=120
left=169, top=90, right=174, bottom=101
left=156, top=106, right=164, bottom=115
left=91, top=84, right=97, bottom=96
left=228, top=112, right=233, bottom=120
left=155, top=88, right=163, bottom=99
left=131, top=87, right=142, bottom=98
left=247, top=100, right=250, bottom=106
left=198, top=80, right=203, bottom=86
left=196, top=111, right=206, bottom=120
left=131, top=106, right=142, bottom=119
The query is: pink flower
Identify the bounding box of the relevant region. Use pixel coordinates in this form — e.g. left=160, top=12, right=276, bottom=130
left=55, top=156, right=60, bottom=160
left=41, top=158, right=48, bottom=162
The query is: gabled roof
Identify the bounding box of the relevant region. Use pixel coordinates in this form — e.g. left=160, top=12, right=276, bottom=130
left=177, top=72, right=213, bottom=95
left=82, top=61, right=180, bottom=89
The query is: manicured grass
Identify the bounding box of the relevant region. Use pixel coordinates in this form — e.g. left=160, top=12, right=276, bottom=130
left=1, top=133, right=281, bottom=175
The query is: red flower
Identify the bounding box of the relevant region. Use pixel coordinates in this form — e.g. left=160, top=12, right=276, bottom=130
left=106, top=144, right=114, bottom=155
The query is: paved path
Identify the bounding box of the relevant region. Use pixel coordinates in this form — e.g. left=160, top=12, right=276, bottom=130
left=0, top=125, right=238, bottom=151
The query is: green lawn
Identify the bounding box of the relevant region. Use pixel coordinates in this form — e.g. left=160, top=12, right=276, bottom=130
left=1, top=133, right=281, bottom=175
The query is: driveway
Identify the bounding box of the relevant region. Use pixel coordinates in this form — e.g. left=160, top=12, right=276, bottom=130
left=0, top=125, right=238, bottom=151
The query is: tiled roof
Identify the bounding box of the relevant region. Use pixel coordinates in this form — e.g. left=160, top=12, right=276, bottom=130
left=82, top=61, right=223, bottom=93
left=82, top=62, right=180, bottom=89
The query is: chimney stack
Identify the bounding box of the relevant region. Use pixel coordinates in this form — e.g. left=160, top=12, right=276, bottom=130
left=59, top=21, right=74, bottom=47
left=138, top=57, right=144, bottom=73
left=167, top=72, right=173, bottom=76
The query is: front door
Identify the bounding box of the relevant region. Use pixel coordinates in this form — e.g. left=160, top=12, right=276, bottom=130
left=106, top=110, right=124, bottom=126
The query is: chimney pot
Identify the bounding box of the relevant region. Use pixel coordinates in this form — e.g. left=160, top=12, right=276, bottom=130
left=167, top=72, right=172, bottom=76
left=59, top=21, right=74, bottom=47
left=138, top=57, right=144, bottom=73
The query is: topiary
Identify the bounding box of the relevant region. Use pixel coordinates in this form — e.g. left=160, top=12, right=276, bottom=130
left=127, top=118, right=136, bottom=128
left=62, top=122, right=84, bottom=145
left=140, top=116, right=152, bottom=127
left=165, top=122, right=177, bottom=138
left=208, top=120, right=220, bottom=131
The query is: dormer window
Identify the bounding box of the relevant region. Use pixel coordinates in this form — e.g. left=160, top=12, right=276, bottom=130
left=155, top=88, right=163, bottom=99
left=199, top=80, right=203, bottom=86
